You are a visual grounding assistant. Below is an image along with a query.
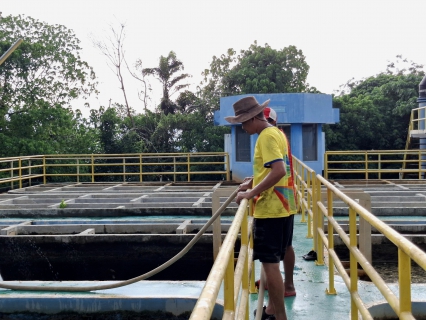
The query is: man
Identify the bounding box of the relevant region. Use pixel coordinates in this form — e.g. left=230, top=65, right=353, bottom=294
left=225, top=96, right=297, bottom=320
left=263, top=107, right=297, bottom=298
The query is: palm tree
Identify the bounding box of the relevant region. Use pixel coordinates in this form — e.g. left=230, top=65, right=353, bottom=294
left=143, top=51, right=191, bottom=115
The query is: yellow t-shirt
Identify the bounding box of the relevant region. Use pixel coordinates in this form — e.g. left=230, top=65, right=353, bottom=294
left=252, top=126, right=297, bottom=218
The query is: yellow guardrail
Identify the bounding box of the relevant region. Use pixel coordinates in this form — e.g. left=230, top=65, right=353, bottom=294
left=0, top=156, right=45, bottom=190
left=292, top=155, right=315, bottom=236
left=324, top=150, right=426, bottom=180
left=0, top=153, right=231, bottom=189
left=293, top=156, right=426, bottom=320
left=190, top=197, right=254, bottom=320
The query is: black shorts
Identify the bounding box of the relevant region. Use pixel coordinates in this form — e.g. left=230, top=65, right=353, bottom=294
left=253, top=215, right=294, bottom=263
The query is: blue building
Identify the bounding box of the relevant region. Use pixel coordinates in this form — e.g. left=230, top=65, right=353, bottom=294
left=214, top=93, right=340, bottom=182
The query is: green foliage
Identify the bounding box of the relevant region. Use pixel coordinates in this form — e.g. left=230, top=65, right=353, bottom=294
left=94, top=106, right=229, bottom=155
left=0, top=14, right=100, bottom=157
left=228, top=43, right=310, bottom=94
left=199, top=41, right=312, bottom=111
left=0, top=14, right=98, bottom=110
left=59, top=200, right=67, bottom=209
left=324, top=57, right=425, bottom=151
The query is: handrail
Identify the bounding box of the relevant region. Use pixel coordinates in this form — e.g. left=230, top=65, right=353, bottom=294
left=293, top=155, right=426, bottom=319
left=324, top=149, right=426, bottom=179
left=190, top=197, right=253, bottom=320
left=293, top=155, right=315, bottom=225
left=0, top=153, right=231, bottom=190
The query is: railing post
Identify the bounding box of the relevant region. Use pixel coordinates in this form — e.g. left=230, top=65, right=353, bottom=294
left=43, top=156, right=46, bottom=185
left=224, top=245, right=235, bottom=318
left=365, top=152, right=368, bottom=180
left=226, top=153, right=230, bottom=181
left=187, top=154, right=190, bottom=182
left=398, top=249, right=412, bottom=316
left=241, top=206, right=249, bottom=300
left=249, top=198, right=257, bottom=294
left=326, top=189, right=337, bottom=294
left=306, top=171, right=313, bottom=239
left=18, top=158, right=22, bottom=189
left=324, top=152, right=328, bottom=179
left=300, top=166, right=306, bottom=223
left=378, top=154, right=381, bottom=180
left=358, top=197, right=372, bottom=265
left=349, top=207, right=359, bottom=320
left=10, top=160, right=14, bottom=190
left=212, top=189, right=222, bottom=260
left=312, top=175, right=318, bottom=253
left=315, top=175, right=324, bottom=266
left=123, top=158, right=126, bottom=182
left=76, top=159, right=80, bottom=183
left=91, top=154, right=94, bottom=183
left=173, top=157, right=176, bottom=182
left=140, top=154, right=143, bottom=182
left=29, top=159, right=32, bottom=187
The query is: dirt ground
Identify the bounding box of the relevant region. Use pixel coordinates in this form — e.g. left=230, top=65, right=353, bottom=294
left=373, top=261, right=426, bottom=283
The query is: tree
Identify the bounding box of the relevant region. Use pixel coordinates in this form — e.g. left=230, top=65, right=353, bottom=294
left=0, top=14, right=97, bottom=111
left=143, top=51, right=191, bottom=115
left=0, top=14, right=99, bottom=156
left=199, top=41, right=312, bottom=111
left=324, top=57, right=425, bottom=151
left=92, top=23, right=152, bottom=122
left=0, top=101, right=100, bottom=156
left=92, top=23, right=134, bottom=126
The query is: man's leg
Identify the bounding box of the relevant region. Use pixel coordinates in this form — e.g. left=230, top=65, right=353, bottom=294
left=263, top=262, right=287, bottom=320
left=283, top=245, right=296, bottom=295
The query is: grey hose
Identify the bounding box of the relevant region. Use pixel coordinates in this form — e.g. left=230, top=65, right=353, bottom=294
left=0, top=188, right=239, bottom=292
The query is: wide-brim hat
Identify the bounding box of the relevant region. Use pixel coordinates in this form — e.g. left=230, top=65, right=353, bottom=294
left=224, top=96, right=270, bottom=124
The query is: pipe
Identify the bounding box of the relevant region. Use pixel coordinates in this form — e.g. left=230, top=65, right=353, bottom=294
left=0, top=39, right=23, bottom=66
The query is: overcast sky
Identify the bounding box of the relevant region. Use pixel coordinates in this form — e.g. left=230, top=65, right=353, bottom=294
left=2, top=0, right=426, bottom=114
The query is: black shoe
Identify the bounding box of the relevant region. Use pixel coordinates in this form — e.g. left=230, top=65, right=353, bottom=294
left=302, top=250, right=317, bottom=261
left=254, top=306, right=275, bottom=320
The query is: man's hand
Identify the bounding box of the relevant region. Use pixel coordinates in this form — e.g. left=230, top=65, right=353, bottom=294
left=235, top=191, right=252, bottom=205
left=238, top=177, right=253, bottom=192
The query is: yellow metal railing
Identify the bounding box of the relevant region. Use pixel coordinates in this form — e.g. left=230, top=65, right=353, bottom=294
left=0, top=156, right=45, bottom=190
left=292, top=155, right=314, bottom=229
left=324, top=150, right=426, bottom=179
left=293, top=156, right=426, bottom=320
left=0, top=153, right=231, bottom=190
left=190, top=197, right=254, bottom=320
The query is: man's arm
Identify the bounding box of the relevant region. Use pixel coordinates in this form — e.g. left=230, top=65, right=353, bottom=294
left=238, top=176, right=253, bottom=192
left=235, top=161, right=286, bottom=204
